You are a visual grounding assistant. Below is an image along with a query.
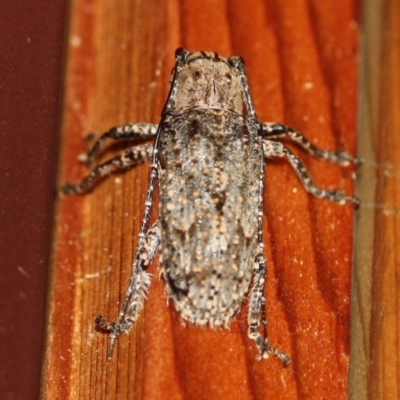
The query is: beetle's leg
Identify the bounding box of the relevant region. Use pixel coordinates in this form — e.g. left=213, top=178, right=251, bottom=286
left=83, top=123, right=158, bottom=165
left=60, top=143, right=153, bottom=194
left=261, top=123, right=361, bottom=166
left=95, top=220, right=160, bottom=359
left=262, top=141, right=360, bottom=207
left=248, top=252, right=291, bottom=366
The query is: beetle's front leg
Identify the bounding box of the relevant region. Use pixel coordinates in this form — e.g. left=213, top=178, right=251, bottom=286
left=83, top=123, right=158, bottom=166
left=261, top=122, right=360, bottom=166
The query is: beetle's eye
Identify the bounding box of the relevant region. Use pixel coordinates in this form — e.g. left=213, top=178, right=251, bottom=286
left=228, top=55, right=244, bottom=69
left=175, top=47, right=188, bottom=62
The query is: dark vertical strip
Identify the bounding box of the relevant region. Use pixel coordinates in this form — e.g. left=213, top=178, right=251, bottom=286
left=0, top=1, right=68, bottom=399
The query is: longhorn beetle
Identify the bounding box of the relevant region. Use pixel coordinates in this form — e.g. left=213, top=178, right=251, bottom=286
left=61, top=48, right=360, bottom=366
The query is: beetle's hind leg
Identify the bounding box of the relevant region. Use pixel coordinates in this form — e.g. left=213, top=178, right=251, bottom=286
left=248, top=253, right=291, bottom=366
left=95, top=220, right=160, bottom=359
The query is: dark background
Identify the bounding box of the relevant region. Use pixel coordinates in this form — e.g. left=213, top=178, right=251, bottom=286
left=0, top=1, right=68, bottom=399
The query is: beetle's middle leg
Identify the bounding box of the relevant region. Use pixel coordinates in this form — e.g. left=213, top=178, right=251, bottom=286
left=61, top=143, right=153, bottom=194
left=262, top=141, right=360, bottom=207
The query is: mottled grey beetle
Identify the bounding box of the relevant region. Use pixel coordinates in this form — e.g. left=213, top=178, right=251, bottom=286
left=62, top=48, right=359, bottom=367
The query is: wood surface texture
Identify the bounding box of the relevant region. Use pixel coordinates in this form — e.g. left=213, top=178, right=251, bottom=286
left=42, top=0, right=360, bottom=399
left=349, top=0, right=400, bottom=399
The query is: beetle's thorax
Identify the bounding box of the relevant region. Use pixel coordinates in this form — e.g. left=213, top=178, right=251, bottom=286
left=171, top=52, right=244, bottom=114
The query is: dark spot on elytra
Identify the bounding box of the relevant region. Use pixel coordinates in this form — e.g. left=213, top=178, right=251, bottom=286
left=188, top=119, right=200, bottom=137
left=211, top=191, right=227, bottom=212
left=166, top=274, right=188, bottom=298
left=192, top=70, right=202, bottom=80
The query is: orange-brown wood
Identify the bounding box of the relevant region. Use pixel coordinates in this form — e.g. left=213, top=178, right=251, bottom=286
left=349, top=0, right=400, bottom=399
left=42, top=0, right=359, bottom=399
left=369, top=1, right=400, bottom=397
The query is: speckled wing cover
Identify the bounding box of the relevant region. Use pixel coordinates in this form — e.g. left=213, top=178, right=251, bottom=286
left=159, top=108, right=263, bottom=328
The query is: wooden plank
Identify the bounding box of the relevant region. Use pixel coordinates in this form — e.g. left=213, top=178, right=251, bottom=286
left=349, top=0, right=400, bottom=399
left=42, top=0, right=360, bottom=398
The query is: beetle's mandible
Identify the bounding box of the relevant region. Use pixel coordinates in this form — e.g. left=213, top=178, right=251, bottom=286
left=61, top=48, right=360, bottom=367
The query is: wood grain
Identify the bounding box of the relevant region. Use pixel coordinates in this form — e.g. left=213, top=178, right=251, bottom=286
left=42, top=0, right=359, bottom=399
left=349, top=0, right=400, bottom=399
